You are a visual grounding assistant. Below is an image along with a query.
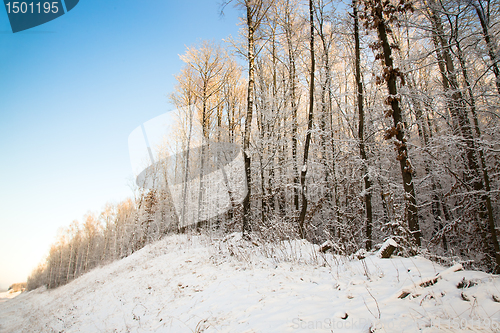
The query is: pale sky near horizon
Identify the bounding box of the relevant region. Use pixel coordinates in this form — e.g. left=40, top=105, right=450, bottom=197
left=0, top=0, right=241, bottom=290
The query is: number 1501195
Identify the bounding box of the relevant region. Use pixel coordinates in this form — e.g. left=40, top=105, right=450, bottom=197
left=5, top=2, right=60, bottom=14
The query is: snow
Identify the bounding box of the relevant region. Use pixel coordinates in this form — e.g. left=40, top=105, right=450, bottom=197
left=1, top=233, right=500, bottom=332
left=0, top=291, right=22, bottom=304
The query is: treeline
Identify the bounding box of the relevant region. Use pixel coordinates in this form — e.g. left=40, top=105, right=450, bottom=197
left=29, top=0, right=500, bottom=290
left=27, top=191, right=177, bottom=290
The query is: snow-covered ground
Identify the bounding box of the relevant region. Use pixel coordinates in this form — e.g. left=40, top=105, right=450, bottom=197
left=0, top=291, right=22, bottom=304
left=1, top=233, right=500, bottom=332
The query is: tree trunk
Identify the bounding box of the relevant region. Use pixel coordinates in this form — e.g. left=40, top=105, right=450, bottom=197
left=284, top=0, right=300, bottom=213
left=316, top=0, right=336, bottom=237
left=242, top=2, right=256, bottom=237
left=298, top=0, right=315, bottom=239
left=353, top=0, right=373, bottom=250
left=372, top=0, right=420, bottom=246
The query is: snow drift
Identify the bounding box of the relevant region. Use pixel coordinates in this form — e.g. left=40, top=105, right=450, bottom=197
left=1, top=233, right=500, bottom=332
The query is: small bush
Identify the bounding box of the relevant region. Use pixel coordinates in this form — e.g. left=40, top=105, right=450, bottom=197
left=8, top=282, right=26, bottom=292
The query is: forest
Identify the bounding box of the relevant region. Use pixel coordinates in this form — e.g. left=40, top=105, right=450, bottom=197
left=27, top=0, right=500, bottom=290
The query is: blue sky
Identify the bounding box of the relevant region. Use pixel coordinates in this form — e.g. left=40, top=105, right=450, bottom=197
left=0, top=0, right=241, bottom=290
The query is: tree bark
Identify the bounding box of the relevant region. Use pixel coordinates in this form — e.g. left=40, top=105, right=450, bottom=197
left=284, top=0, right=300, bottom=213
left=242, top=1, right=256, bottom=237
left=372, top=0, right=420, bottom=246
left=298, top=0, right=315, bottom=239
left=353, top=0, right=373, bottom=250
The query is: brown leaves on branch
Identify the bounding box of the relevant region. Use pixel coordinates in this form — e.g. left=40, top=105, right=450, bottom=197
left=360, top=0, right=414, bottom=29
left=384, top=123, right=405, bottom=141
left=369, top=41, right=383, bottom=50
left=374, top=66, right=406, bottom=85
left=384, top=94, right=401, bottom=106
left=384, top=126, right=398, bottom=140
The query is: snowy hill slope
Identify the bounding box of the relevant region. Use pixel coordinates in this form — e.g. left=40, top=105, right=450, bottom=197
left=1, top=233, right=500, bottom=332
left=0, top=291, right=22, bottom=305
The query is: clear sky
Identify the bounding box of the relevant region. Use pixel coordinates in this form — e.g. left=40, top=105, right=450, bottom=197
left=0, top=0, right=241, bottom=290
